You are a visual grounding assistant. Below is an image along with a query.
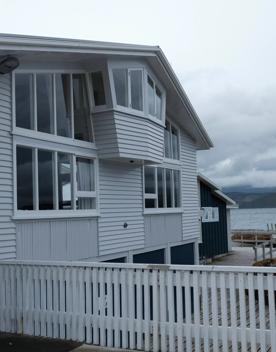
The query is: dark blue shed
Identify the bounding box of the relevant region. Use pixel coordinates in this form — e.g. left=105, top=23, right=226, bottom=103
left=198, top=174, right=236, bottom=260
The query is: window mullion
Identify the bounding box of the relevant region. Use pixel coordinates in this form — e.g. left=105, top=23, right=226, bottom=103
left=128, top=70, right=131, bottom=109
left=170, top=123, right=173, bottom=159
left=33, top=148, right=39, bottom=210
left=33, top=74, right=37, bottom=131
left=163, top=168, right=167, bottom=208
left=171, top=169, right=175, bottom=208
left=53, top=74, right=57, bottom=135
left=72, top=154, right=76, bottom=210
left=53, top=151, right=58, bottom=210
left=154, top=167, right=158, bottom=208
left=70, top=74, right=74, bottom=139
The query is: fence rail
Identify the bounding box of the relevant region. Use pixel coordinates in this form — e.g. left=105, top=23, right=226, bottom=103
left=0, top=260, right=275, bottom=351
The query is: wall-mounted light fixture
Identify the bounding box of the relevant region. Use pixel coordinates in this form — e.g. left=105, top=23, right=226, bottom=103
left=0, top=56, right=19, bottom=74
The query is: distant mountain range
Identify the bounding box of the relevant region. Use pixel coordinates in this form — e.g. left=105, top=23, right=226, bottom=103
left=223, top=186, right=276, bottom=209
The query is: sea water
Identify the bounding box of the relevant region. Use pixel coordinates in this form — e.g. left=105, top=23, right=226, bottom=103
left=231, top=208, right=276, bottom=230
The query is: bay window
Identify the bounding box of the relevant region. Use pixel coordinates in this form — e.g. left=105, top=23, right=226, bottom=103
left=15, top=72, right=93, bottom=143
left=16, top=146, right=97, bottom=214
left=144, top=166, right=181, bottom=209
left=113, top=68, right=143, bottom=111
left=164, top=121, right=180, bottom=159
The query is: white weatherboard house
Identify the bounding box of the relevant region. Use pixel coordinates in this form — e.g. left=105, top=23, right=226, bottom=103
left=0, top=34, right=213, bottom=264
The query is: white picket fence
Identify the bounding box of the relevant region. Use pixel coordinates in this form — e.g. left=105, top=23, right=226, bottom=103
left=0, top=261, right=275, bottom=352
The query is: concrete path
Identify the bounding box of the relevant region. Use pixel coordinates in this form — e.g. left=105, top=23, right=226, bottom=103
left=211, top=246, right=255, bottom=266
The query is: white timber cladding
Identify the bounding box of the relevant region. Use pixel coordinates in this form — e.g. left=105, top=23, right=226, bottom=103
left=180, top=129, right=199, bottom=241
left=0, top=74, right=16, bottom=259
left=98, top=160, right=145, bottom=256
left=16, top=218, right=98, bottom=260
left=93, top=110, right=164, bottom=163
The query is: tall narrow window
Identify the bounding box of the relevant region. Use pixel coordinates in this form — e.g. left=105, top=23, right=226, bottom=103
left=56, top=74, right=71, bottom=137
left=130, top=70, right=143, bottom=111
left=164, top=121, right=180, bottom=160
left=113, top=68, right=128, bottom=107
left=38, top=150, right=54, bottom=210
left=91, top=71, right=106, bottom=106
left=147, top=75, right=163, bottom=120
left=16, top=146, right=34, bottom=210
left=73, top=74, right=93, bottom=142
left=76, top=157, right=96, bottom=209
left=37, top=74, right=54, bottom=134
left=166, top=169, right=173, bottom=208
left=15, top=74, right=34, bottom=129
left=147, top=76, right=155, bottom=116
left=58, top=153, right=72, bottom=210
left=157, top=168, right=165, bottom=208
left=173, top=170, right=180, bottom=207
left=144, top=166, right=156, bottom=194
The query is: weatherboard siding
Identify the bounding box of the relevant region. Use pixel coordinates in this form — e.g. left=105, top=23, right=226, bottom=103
left=98, top=160, right=144, bottom=256
left=180, top=130, right=200, bottom=241
left=0, top=74, right=16, bottom=259
left=144, top=213, right=182, bottom=247
left=16, top=218, right=98, bottom=260
left=93, top=110, right=164, bottom=163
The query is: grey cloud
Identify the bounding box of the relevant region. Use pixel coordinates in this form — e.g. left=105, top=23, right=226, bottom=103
left=182, top=70, right=276, bottom=188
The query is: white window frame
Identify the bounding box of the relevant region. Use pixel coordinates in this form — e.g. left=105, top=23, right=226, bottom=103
left=146, top=73, right=165, bottom=122
left=143, top=164, right=182, bottom=214
left=201, top=207, right=219, bottom=223
left=90, top=70, right=108, bottom=111
left=12, top=69, right=99, bottom=220
left=164, top=118, right=181, bottom=161
left=12, top=70, right=96, bottom=150
left=108, top=60, right=166, bottom=125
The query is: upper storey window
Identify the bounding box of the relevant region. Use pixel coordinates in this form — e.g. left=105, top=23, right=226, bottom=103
left=15, top=73, right=93, bottom=143
left=111, top=64, right=165, bottom=122
left=91, top=71, right=106, bottom=106
left=164, top=120, right=180, bottom=160
left=113, top=68, right=143, bottom=111
left=147, top=75, right=162, bottom=120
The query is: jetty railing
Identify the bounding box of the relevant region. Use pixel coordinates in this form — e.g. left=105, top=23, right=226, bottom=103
left=0, top=260, right=276, bottom=351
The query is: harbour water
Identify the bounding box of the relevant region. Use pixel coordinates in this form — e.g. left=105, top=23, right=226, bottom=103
left=231, top=208, right=276, bottom=230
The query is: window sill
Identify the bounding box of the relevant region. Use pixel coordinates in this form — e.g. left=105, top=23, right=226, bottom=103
left=13, top=210, right=100, bottom=221
left=143, top=208, right=183, bottom=215
left=162, top=158, right=181, bottom=166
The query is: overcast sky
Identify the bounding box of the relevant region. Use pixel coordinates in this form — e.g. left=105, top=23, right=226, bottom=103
left=1, top=0, right=276, bottom=188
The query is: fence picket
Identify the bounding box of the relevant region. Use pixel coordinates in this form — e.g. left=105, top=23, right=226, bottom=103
left=143, top=269, right=150, bottom=351
left=248, top=272, right=257, bottom=352
left=210, top=272, right=219, bottom=352
left=192, top=271, right=201, bottom=352
left=202, top=271, right=210, bottom=352
left=267, top=273, right=276, bottom=351
left=219, top=273, right=228, bottom=352
left=176, top=270, right=183, bottom=352
left=257, top=273, right=266, bottom=352
left=238, top=272, right=247, bottom=351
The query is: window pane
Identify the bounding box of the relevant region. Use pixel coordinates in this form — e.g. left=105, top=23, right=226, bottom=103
left=155, top=86, right=162, bottom=119
left=164, top=122, right=171, bottom=158
left=76, top=197, right=96, bottom=210
left=76, top=157, right=94, bottom=191
left=174, top=170, right=180, bottom=207
left=73, top=74, right=93, bottom=142
left=166, top=169, right=172, bottom=208
left=147, top=76, right=155, bottom=116
left=144, top=166, right=156, bottom=194
left=16, top=146, right=33, bottom=210
left=113, top=69, right=128, bottom=107
left=15, top=74, right=34, bottom=129
left=37, top=74, right=54, bottom=134
left=145, top=199, right=155, bottom=208
left=91, top=71, right=106, bottom=106
left=171, top=125, right=179, bottom=159
left=56, top=74, right=71, bottom=137
left=130, top=70, right=143, bottom=111
left=38, top=150, right=54, bottom=210
left=157, top=168, right=165, bottom=208
left=58, top=153, right=72, bottom=209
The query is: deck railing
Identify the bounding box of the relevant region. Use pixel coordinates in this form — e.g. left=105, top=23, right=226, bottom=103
left=0, top=260, right=275, bottom=351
